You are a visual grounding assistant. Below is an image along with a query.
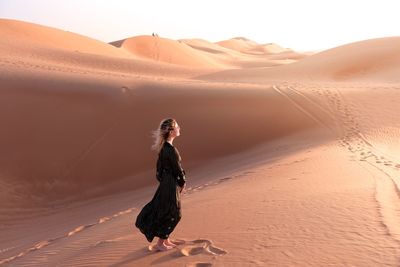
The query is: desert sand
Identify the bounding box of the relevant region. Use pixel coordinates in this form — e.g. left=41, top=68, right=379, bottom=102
left=1, top=18, right=400, bottom=266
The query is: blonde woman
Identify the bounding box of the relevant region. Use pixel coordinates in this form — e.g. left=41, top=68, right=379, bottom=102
left=135, top=118, right=187, bottom=251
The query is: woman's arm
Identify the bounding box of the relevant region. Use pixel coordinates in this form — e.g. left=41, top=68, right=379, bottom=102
left=156, top=153, right=163, bottom=182
left=169, top=147, right=186, bottom=188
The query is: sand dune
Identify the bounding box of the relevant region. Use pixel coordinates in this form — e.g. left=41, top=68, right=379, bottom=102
left=0, top=69, right=325, bottom=216
left=181, top=38, right=303, bottom=68
left=217, top=37, right=290, bottom=55
left=110, top=35, right=225, bottom=68
left=217, top=37, right=261, bottom=53
left=1, top=19, right=400, bottom=266
left=180, top=38, right=241, bottom=56
left=0, top=19, right=217, bottom=80
left=289, top=36, right=400, bottom=81
left=0, top=19, right=134, bottom=59
left=198, top=37, right=400, bottom=83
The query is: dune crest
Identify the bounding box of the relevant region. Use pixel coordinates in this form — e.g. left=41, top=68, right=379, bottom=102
left=0, top=18, right=133, bottom=58
left=217, top=37, right=290, bottom=55
left=199, top=36, right=400, bottom=83
left=111, top=35, right=225, bottom=68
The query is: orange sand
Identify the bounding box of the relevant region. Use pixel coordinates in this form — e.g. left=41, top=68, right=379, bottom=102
left=1, top=18, right=400, bottom=266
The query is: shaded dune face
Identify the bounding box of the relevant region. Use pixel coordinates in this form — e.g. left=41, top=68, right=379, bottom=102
left=0, top=19, right=316, bottom=210
left=0, top=72, right=325, bottom=209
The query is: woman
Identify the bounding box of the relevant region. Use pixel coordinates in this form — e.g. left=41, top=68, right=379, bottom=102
left=135, top=118, right=187, bottom=251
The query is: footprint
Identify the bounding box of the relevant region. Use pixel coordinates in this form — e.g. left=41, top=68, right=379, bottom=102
left=94, top=239, right=117, bottom=247
left=181, top=245, right=206, bottom=256
left=186, top=262, right=213, bottom=267
left=67, top=223, right=96, bottom=236
left=171, top=239, right=186, bottom=245
left=219, top=177, right=232, bottom=182
left=178, top=239, right=227, bottom=257
left=206, top=245, right=227, bottom=255
left=191, top=239, right=212, bottom=244
left=98, top=217, right=111, bottom=223
left=180, top=244, right=227, bottom=256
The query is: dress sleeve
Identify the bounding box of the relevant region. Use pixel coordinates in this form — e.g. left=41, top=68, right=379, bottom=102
left=156, top=153, right=162, bottom=182
left=169, top=147, right=186, bottom=187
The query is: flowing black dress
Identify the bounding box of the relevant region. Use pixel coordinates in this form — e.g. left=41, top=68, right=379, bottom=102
left=135, top=141, right=187, bottom=242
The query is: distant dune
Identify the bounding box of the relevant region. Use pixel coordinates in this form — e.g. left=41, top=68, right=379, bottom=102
left=179, top=37, right=302, bottom=68
left=0, top=18, right=134, bottom=58
left=110, top=35, right=226, bottom=68
left=217, top=37, right=290, bottom=55
left=198, top=36, right=400, bottom=83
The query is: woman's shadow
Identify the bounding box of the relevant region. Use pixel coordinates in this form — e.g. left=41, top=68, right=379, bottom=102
left=108, top=245, right=183, bottom=267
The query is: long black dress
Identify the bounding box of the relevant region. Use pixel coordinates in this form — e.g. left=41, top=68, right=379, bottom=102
left=135, top=141, right=186, bottom=242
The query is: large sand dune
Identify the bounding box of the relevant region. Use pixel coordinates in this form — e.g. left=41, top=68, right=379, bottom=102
left=1, top=19, right=400, bottom=266
left=0, top=19, right=134, bottom=58
left=198, top=36, right=400, bottom=83
left=110, top=35, right=225, bottom=68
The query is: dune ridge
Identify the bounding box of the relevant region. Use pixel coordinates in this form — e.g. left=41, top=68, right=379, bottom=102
left=198, top=36, right=400, bottom=83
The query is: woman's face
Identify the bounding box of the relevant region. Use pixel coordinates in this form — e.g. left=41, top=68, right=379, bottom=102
left=170, top=122, right=181, bottom=137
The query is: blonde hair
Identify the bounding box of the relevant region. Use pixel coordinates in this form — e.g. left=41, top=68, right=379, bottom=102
left=150, top=118, right=177, bottom=154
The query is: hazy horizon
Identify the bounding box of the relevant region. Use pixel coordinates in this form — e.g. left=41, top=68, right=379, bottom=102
left=1, top=0, right=399, bottom=52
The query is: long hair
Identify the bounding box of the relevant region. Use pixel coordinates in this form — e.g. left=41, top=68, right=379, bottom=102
left=150, top=118, right=177, bottom=154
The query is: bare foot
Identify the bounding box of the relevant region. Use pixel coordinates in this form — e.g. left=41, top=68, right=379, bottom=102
left=155, top=243, right=174, bottom=251
left=165, top=238, right=177, bottom=247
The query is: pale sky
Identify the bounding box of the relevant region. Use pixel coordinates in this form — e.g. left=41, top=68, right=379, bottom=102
left=0, top=0, right=399, bottom=52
